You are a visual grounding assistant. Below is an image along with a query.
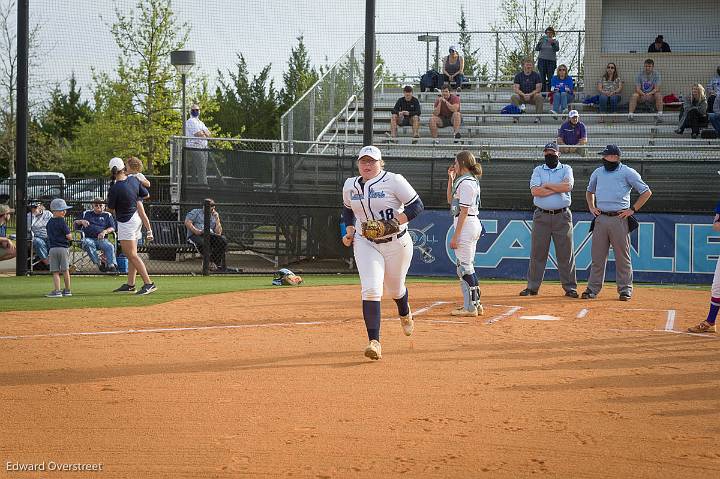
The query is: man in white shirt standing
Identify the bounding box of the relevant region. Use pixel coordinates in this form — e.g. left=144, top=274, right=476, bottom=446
left=184, top=103, right=212, bottom=185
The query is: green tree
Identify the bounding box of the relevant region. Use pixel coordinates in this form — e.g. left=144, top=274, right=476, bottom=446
left=40, top=74, right=92, bottom=142
left=457, top=6, right=481, bottom=78
left=491, top=0, right=579, bottom=78
left=280, top=36, right=319, bottom=113
left=67, top=72, right=144, bottom=175
left=107, top=0, right=189, bottom=173
left=0, top=0, right=42, bottom=177
left=212, top=54, right=280, bottom=140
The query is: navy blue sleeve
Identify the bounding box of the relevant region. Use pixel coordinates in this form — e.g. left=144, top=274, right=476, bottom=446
left=107, top=186, right=117, bottom=210
left=404, top=197, right=424, bottom=221
left=139, top=184, right=149, bottom=199
left=342, top=206, right=355, bottom=228
left=714, top=201, right=720, bottom=215
left=62, top=221, right=70, bottom=235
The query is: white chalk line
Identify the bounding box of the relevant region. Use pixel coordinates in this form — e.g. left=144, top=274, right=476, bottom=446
left=485, top=306, right=523, bottom=325
left=0, top=301, right=459, bottom=341
left=665, top=310, right=676, bottom=331
left=608, top=328, right=717, bottom=339
left=577, top=308, right=589, bottom=319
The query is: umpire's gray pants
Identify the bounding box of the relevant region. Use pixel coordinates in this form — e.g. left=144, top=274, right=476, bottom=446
left=587, top=214, right=632, bottom=295
left=188, top=149, right=208, bottom=185
left=526, top=208, right=577, bottom=292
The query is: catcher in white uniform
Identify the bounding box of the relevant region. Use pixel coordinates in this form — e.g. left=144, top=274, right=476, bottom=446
left=341, top=145, right=425, bottom=360
left=447, top=151, right=483, bottom=316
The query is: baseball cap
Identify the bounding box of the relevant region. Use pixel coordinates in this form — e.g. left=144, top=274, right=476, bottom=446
left=49, top=198, right=72, bottom=211
left=29, top=199, right=41, bottom=208
left=543, top=142, right=559, bottom=152
left=0, top=204, right=14, bottom=215
left=109, top=157, right=125, bottom=171
left=357, top=145, right=382, bottom=162
left=402, top=85, right=413, bottom=93
left=449, top=45, right=458, bottom=53
left=598, top=144, right=622, bottom=156
left=568, top=109, right=580, bottom=118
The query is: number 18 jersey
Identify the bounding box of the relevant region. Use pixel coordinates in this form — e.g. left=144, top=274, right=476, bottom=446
left=343, top=171, right=419, bottom=237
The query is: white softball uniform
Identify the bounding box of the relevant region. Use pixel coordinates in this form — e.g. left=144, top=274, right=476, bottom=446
left=452, top=175, right=482, bottom=267
left=343, top=171, right=419, bottom=301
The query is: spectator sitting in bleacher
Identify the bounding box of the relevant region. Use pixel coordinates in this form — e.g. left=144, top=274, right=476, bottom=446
left=628, top=59, right=663, bottom=123
left=597, top=63, right=623, bottom=121
left=511, top=59, right=544, bottom=124
left=74, top=198, right=117, bottom=273
left=675, top=84, right=708, bottom=139
left=0, top=204, right=16, bottom=261
left=28, top=199, right=52, bottom=269
left=648, top=35, right=671, bottom=53
left=430, top=84, right=462, bottom=144
left=550, top=64, right=574, bottom=117
left=387, top=85, right=421, bottom=144
left=184, top=198, right=228, bottom=271
left=557, top=110, right=587, bottom=156
left=707, top=65, right=720, bottom=113
left=708, top=89, right=720, bottom=137
left=535, top=26, right=559, bottom=93
left=442, top=46, right=465, bottom=93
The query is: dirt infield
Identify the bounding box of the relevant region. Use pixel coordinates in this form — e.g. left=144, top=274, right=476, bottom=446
left=1, top=283, right=719, bottom=478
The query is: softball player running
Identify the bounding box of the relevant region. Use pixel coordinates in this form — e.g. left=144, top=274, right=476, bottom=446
left=447, top=151, right=483, bottom=316
left=341, top=145, right=424, bottom=360
left=688, top=202, right=720, bottom=333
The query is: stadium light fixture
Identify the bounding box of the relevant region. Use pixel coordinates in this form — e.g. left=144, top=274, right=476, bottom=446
left=170, top=50, right=196, bottom=137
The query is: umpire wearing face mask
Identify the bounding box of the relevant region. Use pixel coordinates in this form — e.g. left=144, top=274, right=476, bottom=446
left=583, top=145, right=652, bottom=301
left=520, top=142, right=578, bottom=298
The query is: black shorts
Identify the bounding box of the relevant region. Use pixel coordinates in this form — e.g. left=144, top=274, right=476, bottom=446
left=395, top=115, right=412, bottom=127
left=439, top=116, right=453, bottom=128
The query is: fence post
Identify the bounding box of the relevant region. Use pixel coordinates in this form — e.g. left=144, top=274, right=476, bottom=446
left=495, top=32, right=500, bottom=82
left=577, top=30, right=583, bottom=89
left=287, top=110, right=294, bottom=153
left=202, top=199, right=211, bottom=276
left=309, top=89, right=316, bottom=142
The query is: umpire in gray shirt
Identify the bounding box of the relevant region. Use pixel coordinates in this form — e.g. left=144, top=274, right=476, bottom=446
left=520, top=142, right=578, bottom=298
left=583, top=145, right=652, bottom=301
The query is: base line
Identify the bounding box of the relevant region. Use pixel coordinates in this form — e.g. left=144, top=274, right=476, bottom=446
left=665, top=310, right=676, bottom=331
left=485, top=306, right=522, bottom=325
left=1, top=301, right=459, bottom=341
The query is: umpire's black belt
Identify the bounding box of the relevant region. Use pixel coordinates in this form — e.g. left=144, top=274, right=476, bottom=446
left=601, top=211, right=621, bottom=216
left=373, top=229, right=407, bottom=244
left=536, top=207, right=568, bottom=215
left=453, top=214, right=477, bottom=218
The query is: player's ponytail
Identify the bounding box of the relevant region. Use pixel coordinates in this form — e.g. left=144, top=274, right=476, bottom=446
left=456, top=150, right=483, bottom=179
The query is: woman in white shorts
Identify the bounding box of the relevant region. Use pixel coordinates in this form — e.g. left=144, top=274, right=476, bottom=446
left=106, top=157, right=156, bottom=295
left=447, top=150, right=483, bottom=316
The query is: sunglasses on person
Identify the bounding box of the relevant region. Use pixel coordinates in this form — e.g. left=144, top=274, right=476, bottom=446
left=558, top=68, right=567, bottom=71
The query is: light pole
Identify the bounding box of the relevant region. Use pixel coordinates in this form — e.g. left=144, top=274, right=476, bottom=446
left=170, top=50, right=196, bottom=137
left=417, top=34, right=439, bottom=72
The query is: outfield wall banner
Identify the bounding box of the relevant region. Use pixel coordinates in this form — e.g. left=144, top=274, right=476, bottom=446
left=407, top=210, right=717, bottom=284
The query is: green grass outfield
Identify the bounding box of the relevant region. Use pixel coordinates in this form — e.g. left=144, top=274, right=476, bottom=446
left=0, top=275, right=707, bottom=313
left=0, top=275, right=459, bottom=313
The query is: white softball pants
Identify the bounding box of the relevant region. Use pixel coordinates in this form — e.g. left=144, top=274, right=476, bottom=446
left=353, top=231, right=413, bottom=301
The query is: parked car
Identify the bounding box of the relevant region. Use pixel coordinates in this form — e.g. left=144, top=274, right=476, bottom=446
left=0, top=172, right=66, bottom=204
left=70, top=178, right=110, bottom=203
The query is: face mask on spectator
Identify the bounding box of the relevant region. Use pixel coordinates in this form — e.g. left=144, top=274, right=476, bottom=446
left=603, top=159, right=620, bottom=171
left=544, top=154, right=559, bottom=168
left=190, top=109, right=200, bottom=118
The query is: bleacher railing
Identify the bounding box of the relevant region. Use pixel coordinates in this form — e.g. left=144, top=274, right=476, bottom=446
left=280, top=37, right=365, bottom=150
left=375, top=30, right=585, bottom=87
